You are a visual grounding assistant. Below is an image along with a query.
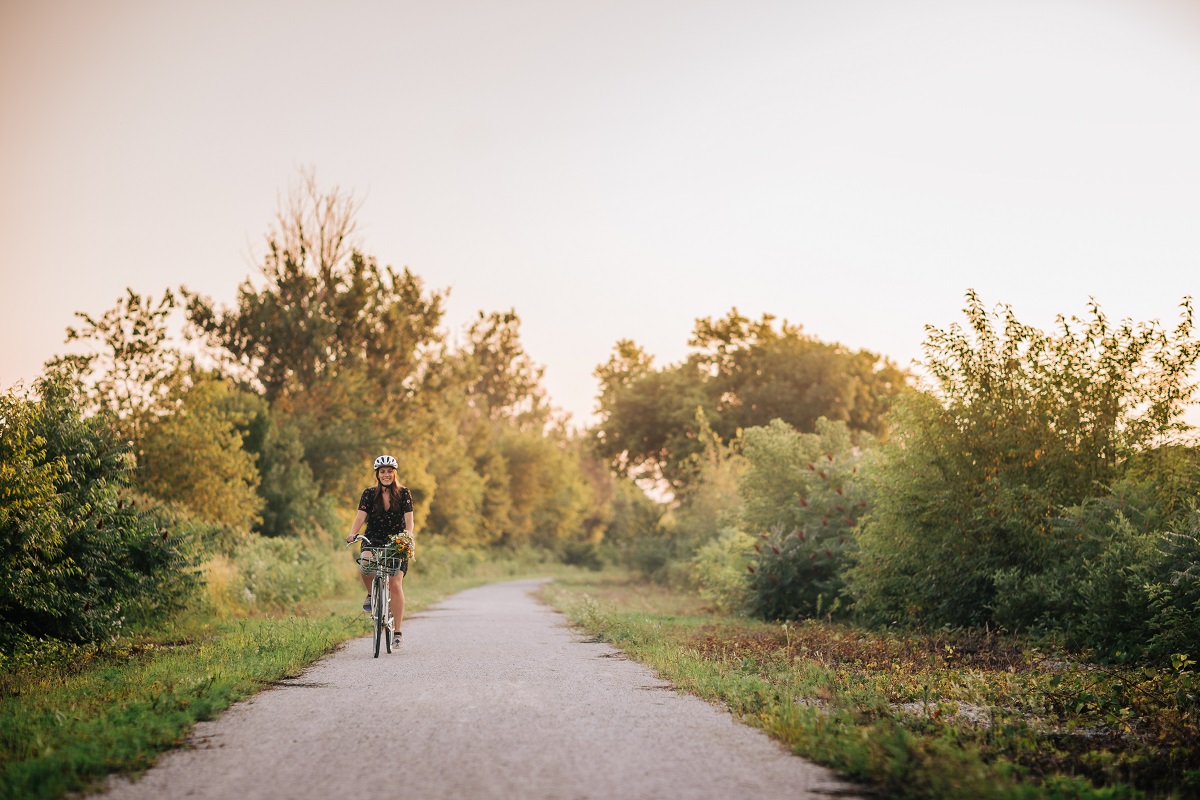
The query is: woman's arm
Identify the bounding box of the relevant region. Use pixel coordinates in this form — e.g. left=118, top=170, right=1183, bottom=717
left=345, top=510, right=368, bottom=543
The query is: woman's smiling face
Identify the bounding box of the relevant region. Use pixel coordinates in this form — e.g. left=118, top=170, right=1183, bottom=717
left=376, top=466, right=396, bottom=485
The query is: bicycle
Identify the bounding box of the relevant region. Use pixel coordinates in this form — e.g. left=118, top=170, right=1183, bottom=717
left=348, top=534, right=409, bottom=657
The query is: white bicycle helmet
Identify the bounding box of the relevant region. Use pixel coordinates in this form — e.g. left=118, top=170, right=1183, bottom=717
left=373, top=454, right=398, bottom=470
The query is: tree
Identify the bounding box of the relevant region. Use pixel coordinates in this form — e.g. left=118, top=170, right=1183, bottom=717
left=689, top=309, right=908, bottom=439
left=184, top=171, right=447, bottom=495
left=849, top=293, right=1200, bottom=628
left=594, top=309, right=908, bottom=491
left=416, top=308, right=582, bottom=548
left=185, top=251, right=445, bottom=407
left=138, top=377, right=264, bottom=531
left=460, top=309, right=549, bottom=426
left=46, top=288, right=179, bottom=456
left=496, top=426, right=591, bottom=548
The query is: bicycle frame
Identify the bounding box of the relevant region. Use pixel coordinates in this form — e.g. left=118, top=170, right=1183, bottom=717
left=349, top=536, right=403, bottom=658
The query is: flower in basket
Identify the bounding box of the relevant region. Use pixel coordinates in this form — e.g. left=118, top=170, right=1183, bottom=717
left=390, top=532, right=415, bottom=559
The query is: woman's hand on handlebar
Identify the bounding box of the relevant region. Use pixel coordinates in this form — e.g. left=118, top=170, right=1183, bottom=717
left=345, top=533, right=366, bottom=545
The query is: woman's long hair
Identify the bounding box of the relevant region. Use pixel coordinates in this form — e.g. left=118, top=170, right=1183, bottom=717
left=372, top=474, right=405, bottom=513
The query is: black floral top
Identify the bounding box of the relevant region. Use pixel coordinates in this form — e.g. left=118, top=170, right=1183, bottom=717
left=357, top=486, right=413, bottom=545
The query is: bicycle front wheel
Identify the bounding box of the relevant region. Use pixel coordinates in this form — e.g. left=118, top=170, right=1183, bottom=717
left=381, top=577, right=392, bottom=654
left=373, top=575, right=383, bottom=658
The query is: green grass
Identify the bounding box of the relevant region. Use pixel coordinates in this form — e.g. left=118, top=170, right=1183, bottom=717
left=543, top=574, right=1200, bottom=800
left=0, top=555, right=583, bottom=800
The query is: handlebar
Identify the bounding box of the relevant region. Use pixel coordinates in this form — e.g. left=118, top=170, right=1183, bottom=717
left=345, top=533, right=415, bottom=558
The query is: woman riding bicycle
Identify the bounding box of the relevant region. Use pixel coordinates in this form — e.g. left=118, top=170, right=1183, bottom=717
left=345, top=455, right=414, bottom=648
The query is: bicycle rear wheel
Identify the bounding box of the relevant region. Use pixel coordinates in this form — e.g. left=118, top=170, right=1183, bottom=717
left=373, top=574, right=383, bottom=658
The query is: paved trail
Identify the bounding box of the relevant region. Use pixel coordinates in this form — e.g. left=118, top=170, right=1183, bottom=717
left=101, top=579, right=860, bottom=800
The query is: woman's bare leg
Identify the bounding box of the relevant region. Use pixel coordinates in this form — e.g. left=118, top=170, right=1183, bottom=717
left=389, top=572, right=405, bottom=632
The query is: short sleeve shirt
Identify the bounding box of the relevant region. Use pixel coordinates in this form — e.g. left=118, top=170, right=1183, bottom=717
left=358, top=486, right=413, bottom=545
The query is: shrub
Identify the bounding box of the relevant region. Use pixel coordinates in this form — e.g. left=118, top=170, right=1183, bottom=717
left=0, top=371, right=197, bottom=649
left=741, top=418, right=868, bottom=620
left=1144, top=521, right=1200, bottom=661
left=688, top=528, right=754, bottom=614
left=618, top=532, right=681, bottom=581
left=987, top=496, right=1200, bottom=662
left=849, top=294, right=1200, bottom=629
left=558, top=539, right=605, bottom=571
left=987, top=495, right=1161, bottom=650
left=228, top=535, right=341, bottom=609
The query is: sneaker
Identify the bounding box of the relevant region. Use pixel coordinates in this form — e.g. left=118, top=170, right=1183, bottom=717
left=392, top=631, right=403, bottom=647
left=362, top=594, right=372, bottom=614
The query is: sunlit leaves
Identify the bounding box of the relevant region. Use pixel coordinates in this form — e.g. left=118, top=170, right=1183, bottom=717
left=594, top=309, right=909, bottom=491
left=851, top=292, right=1200, bottom=629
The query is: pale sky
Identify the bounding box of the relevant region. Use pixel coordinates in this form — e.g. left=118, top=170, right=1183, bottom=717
left=3, top=0, right=1200, bottom=425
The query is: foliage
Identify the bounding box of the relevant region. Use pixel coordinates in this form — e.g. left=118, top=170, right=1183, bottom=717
left=988, top=492, right=1200, bottom=662
left=418, top=311, right=592, bottom=549
left=617, top=530, right=686, bottom=581
left=594, top=309, right=908, bottom=491
left=593, top=339, right=710, bottom=489
left=183, top=174, right=446, bottom=496
left=224, top=535, right=341, bottom=610
left=1147, top=523, right=1200, bottom=660
left=185, top=172, right=444, bottom=405
left=496, top=425, right=591, bottom=548
left=851, top=293, right=1200, bottom=629
left=185, top=251, right=443, bottom=409
left=557, top=539, right=606, bottom=570
left=0, top=371, right=197, bottom=649
left=688, top=529, right=754, bottom=614
left=459, top=309, right=549, bottom=425
left=668, top=410, right=747, bottom=546
left=138, top=377, right=264, bottom=530
left=248, top=406, right=332, bottom=539
left=601, top=476, right=665, bottom=547
left=45, top=288, right=179, bottom=456
left=614, top=411, right=745, bottom=585
left=742, top=418, right=870, bottom=620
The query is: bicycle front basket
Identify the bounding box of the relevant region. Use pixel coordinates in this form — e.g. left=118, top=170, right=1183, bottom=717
left=376, top=553, right=404, bottom=576
left=359, top=547, right=403, bottom=576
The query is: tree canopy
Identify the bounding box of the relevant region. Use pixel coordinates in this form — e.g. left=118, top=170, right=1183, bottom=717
left=850, top=292, right=1200, bottom=629
left=594, top=309, right=909, bottom=490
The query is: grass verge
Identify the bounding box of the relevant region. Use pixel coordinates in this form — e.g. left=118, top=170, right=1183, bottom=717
left=0, top=555, right=581, bottom=800
left=542, top=574, right=1199, bottom=800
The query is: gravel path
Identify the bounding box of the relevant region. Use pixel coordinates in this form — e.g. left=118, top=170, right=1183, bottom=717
left=101, top=579, right=861, bottom=800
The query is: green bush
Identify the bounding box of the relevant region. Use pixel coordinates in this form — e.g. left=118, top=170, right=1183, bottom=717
left=601, top=478, right=664, bottom=548
left=987, top=496, right=1200, bottom=662
left=688, top=528, right=754, bottom=614
left=1146, top=522, right=1200, bottom=660
left=410, top=540, right=486, bottom=582
left=987, top=496, right=1160, bottom=649
left=230, top=535, right=340, bottom=609
left=849, top=295, right=1200, bottom=630
left=558, top=539, right=605, bottom=571
left=741, top=418, right=868, bottom=620
left=0, top=371, right=198, bottom=650
left=617, top=532, right=680, bottom=581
